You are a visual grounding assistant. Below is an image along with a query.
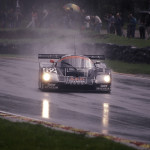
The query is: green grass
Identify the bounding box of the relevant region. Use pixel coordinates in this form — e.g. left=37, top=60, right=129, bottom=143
left=83, top=31, right=150, bottom=48
left=0, top=28, right=84, bottom=45
left=0, top=28, right=149, bottom=48
left=0, top=118, right=137, bottom=150
left=106, top=59, right=150, bottom=75
left=0, top=54, right=36, bottom=59
left=97, top=35, right=150, bottom=48
left=0, top=38, right=53, bottom=45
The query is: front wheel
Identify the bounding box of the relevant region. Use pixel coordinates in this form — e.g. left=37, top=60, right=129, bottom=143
left=39, top=81, right=46, bottom=91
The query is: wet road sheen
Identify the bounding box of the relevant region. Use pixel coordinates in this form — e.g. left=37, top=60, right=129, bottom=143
left=0, top=58, right=150, bottom=143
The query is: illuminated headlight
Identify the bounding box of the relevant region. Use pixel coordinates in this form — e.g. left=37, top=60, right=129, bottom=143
left=104, top=75, right=111, bottom=83
left=95, top=75, right=111, bottom=84
left=42, top=73, right=51, bottom=81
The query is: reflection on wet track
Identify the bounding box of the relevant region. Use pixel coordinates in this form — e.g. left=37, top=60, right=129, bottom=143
left=42, top=99, right=50, bottom=119
left=102, top=103, right=109, bottom=134
left=0, top=58, right=150, bottom=144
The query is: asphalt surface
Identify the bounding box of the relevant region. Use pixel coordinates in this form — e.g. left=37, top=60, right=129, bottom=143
left=0, top=57, right=150, bottom=144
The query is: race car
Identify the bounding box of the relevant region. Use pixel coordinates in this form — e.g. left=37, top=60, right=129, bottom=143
left=38, top=54, right=112, bottom=93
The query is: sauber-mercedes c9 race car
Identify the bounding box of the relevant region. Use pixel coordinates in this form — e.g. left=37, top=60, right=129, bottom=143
left=38, top=54, right=112, bottom=93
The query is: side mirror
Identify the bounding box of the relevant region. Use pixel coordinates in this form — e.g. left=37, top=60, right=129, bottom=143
left=50, top=59, right=55, bottom=63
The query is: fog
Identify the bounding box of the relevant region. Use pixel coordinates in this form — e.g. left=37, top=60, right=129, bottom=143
left=0, top=0, right=107, bottom=57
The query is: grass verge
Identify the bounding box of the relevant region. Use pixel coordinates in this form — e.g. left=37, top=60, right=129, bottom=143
left=82, top=31, right=150, bottom=48
left=0, top=118, right=137, bottom=150
left=0, top=28, right=150, bottom=48
left=106, top=59, right=150, bottom=75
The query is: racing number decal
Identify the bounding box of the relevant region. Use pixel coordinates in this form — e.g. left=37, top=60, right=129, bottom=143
left=43, top=68, right=57, bottom=73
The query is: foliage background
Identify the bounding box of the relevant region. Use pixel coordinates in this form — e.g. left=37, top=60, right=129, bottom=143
left=0, top=0, right=150, bottom=17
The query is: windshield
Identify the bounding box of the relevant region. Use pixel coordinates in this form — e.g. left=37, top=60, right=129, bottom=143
left=56, top=56, right=94, bottom=69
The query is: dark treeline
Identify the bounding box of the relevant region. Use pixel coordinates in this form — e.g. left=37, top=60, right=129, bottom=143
left=0, top=0, right=150, bottom=15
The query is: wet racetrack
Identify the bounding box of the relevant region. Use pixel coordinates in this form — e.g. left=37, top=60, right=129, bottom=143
left=0, top=57, right=150, bottom=144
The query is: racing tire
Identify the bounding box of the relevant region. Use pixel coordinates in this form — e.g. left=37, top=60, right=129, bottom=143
left=106, top=89, right=111, bottom=94
left=98, top=90, right=111, bottom=94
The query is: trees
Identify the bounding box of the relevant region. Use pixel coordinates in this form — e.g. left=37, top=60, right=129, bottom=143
left=0, top=0, right=16, bottom=10
left=0, top=0, right=149, bottom=16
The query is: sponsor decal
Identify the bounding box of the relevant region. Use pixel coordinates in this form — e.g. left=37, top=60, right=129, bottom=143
left=67, top=77, right=87, bottom=85
left=46, top=84, right=58, bottom=89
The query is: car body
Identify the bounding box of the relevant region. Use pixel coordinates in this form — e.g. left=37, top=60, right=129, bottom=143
left=38, top=54, right=112, bottom=93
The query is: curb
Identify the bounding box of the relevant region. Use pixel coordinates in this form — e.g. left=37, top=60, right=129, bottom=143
left=0, top=111, right=150, bottom=150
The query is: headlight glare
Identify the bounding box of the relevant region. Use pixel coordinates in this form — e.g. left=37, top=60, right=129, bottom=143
left=42, top=73, right=51, bottom=81
left=104, top=75, right=111, bottom=83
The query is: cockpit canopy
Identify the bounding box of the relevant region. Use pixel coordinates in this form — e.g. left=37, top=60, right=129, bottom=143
left=56, top=56, right=94, bottom=69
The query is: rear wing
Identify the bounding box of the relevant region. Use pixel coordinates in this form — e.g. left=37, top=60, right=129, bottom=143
left=85, top=55, right=105, bottom=60
left=38, top=54, right=105, bottom=60
left=38, top=54, right=65, bottom=59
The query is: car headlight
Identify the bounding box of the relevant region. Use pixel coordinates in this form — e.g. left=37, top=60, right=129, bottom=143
left=42, top=73, right=51, bottom=81
left=95, top=75, right=111, bottom=84
left=104, top=75, right=111, bottom=83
